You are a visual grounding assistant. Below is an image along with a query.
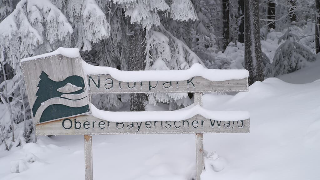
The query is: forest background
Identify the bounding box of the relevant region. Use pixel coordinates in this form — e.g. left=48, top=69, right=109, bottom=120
left=0, top=0, right=319, bottom=150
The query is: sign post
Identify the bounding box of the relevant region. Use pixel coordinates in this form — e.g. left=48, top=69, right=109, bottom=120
left=21, top=48, right=250, bottom=180
left=84, top=135, right=93, bottom=180
left=194, top=93, right=205, bottom=180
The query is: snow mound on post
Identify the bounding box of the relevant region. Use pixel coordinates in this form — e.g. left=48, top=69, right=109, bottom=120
left=21, top=47, right=80, bottom=62
left=90, top=104, right=249, bottom=122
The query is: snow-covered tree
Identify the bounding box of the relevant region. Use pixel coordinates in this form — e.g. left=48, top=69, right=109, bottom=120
left=267, top=29, right=316, bottom=77
left=0, top=0, right=71, bottom=148
left=108, top=0, right=200, bottom=110
left=0, top=0, right=20, bottom=22
left=0, top=0, right=73, bottom=70
left=0, top=0, right=112, bottom=148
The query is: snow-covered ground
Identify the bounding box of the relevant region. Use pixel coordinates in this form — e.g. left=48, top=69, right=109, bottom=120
left=1, top=60, right=320, bottom=180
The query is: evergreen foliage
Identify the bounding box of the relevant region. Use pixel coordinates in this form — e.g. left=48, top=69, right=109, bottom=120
left=0, top=0, right=319, bottom=150
left=267, top=30, right=316, bottom=77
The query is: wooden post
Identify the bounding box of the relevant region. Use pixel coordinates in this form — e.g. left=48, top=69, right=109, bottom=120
left=196, top=133, right=204, bottom=180
left=84, top=135, right=93, bottom=180
left=194, top=93, right=204, bottom=180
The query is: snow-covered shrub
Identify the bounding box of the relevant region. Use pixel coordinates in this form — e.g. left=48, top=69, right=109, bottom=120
left=267, top=29, right=316, bottom=77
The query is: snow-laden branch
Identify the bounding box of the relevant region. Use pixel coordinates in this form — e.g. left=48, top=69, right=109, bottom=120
left=0, top=0, right=73, bottom=69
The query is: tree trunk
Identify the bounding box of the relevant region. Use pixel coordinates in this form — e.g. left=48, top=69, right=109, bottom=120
left=1, top=61, right=14, bottom=143
left=223, top=0, right=230, bottom=50
left=238, top=0, right=245, bottom=43
left=316, top=0, right=320, bottom=54
left=244, top=0, right=264, bottom=85
left=289, top=0, right=297, bottom=23
left=127, top=23, right=147, bottom=111
left=267, top=0, right=276, bottom=29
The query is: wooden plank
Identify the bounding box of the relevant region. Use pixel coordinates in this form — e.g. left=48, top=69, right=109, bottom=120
left=84, top=135, right=93, bottom=180
left=87, top=75, right=248, bottom=93
left=35, top=115, right=250, bottom=135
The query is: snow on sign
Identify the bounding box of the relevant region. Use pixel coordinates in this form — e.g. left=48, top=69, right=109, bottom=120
left=21, top=48, right=250, bottom=180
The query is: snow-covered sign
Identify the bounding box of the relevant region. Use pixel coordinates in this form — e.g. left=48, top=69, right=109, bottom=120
left=21, top=48, right=250, bottom=180
left=21, top=48, right=250, bottom=130
left=85, top=63, right=248, bottom=93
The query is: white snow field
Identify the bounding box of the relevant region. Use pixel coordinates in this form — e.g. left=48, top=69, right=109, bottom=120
left=1, top=63, right=320, bottom=180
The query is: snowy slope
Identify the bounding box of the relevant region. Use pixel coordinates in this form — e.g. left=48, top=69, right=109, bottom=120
left=1, top=75, right=320, bottom=180
left=201, top=78, right=320, bottom=180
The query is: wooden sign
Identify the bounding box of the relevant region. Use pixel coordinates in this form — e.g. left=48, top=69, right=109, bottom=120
left=36, top=115, right=250, bottom=135
left=21, top=48, right=250, bottom=180
left=87, top=75, right=247, bottom=93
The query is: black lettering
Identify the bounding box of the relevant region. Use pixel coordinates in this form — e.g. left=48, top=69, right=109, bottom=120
left=174, top=121, right=181, bottom=128
left=163, top=82, right=172, bottom=89
left=88, top=76, right=100, bottom=88
left=201, top=120, right=205, bottom=127
left=231, top=121, right=235, bottom=128
left=224, top=121, right=231, bottom=128
left=145, top=121, right=152, bottom=129
left=182, top=120, right=189, bottom=127
left=210, top=119, right=214, bottom=127
left=75, top=119, right=81, bottom=129
left=84, top=121, right=90, bottom=129
left=149, top=81, right=158, bottom=90
left=136, top=122, right=143, bottom=132
left=192, top=120, right=199, bottom=128
left=116, top=122, right=124, bottom=129
left=238, top=120, right=244, bottom=128
left=119, top=81, right=122, bottom=89
left=62, top=118, right=72, bottom=129
left=93, top=121, right=96, bottom=128
left=127, top=123, right=134, bottom=129
left=154, top=121, right=158, bottom=127
left=210, top=120, right=222, bottom=127
left=105, top=77, right=113, bottom=89
left=165, top=121, right=171, bottom=129
left=99, top=121, right=106, bottom=129
left=127, top=82, right=136, bottom=89
left=187, top=78, right=195, bottom=88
